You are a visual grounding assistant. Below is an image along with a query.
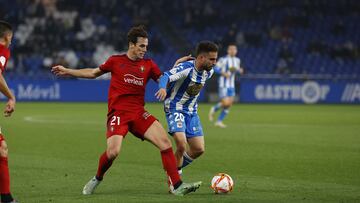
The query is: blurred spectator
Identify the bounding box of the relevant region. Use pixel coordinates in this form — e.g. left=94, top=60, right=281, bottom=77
left=279, top=45, right=294, bottom=63
left=307, top=40, right=328, bottom=55
left=275, top=58, right=291, bottom=75
left=2, top=0, right=360, bottom=79
left=269, top=25, right=282, bottom=41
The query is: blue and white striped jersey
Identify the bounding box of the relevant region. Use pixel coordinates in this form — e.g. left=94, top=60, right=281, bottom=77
left=215, top=55, right=241, bottom=88
left=163, top=60, right=214, bottom=114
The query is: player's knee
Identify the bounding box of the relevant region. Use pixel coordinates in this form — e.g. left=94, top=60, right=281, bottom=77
left=223, top=102, right=231, bottom=108
left=0, top=143, right=8, bottom=157
left=176, top=142, right=187, bottom=154
left=192, top=146, right=205, bottom=158
left=161, top=137, right=172, bottom=149
left=156, top=135, right=172, bottom=150
left=106, top=147, right=120, bottom=159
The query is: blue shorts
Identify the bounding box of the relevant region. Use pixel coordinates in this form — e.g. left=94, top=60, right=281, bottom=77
left=165, top=111, right=203, bottom=138
left=219, top=87, right=235, bottom=99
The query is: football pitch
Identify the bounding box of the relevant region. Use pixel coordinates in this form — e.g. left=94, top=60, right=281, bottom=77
left=2, top=103, right=360, bottom=202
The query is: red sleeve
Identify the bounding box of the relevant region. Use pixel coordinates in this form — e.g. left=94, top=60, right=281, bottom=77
left=0, top=52, right=9, bottom=73
left=99, top=56, right=115, bottom=73
left=150, top=60, right=162, bottom=81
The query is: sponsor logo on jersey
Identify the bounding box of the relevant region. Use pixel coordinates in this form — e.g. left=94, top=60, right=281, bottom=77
left=186, top=83, right=203, bottom=96
left=124, top=74, right=144, bottom=86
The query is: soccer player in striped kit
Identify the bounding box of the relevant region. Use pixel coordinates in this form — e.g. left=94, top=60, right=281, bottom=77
left=209, top=43, right=244, bottom=128
left=156, top=41, right=218, bottom=188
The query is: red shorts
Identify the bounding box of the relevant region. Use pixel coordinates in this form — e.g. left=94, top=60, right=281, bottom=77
left=106, top=108, right=157, bottom=139
left=0, top=134, right=5, bottom=147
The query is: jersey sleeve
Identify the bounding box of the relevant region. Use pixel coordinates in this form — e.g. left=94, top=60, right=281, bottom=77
left=99, top=56, right=115, bottom=73
left=164, top=62, right=191, bottom=82
left=149, top=60, right=162, bottom=81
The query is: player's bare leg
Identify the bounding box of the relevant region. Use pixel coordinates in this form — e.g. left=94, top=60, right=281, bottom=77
left=82, top=135, right=123, bottom=195
left=166, top=133, right=187, bottom=190
left=215, top=97, right=233, bottom=128
left=186, top=136, right=205, bottom=161
left=172, top=133, right=187, bottom=169
left=179, top=136, right=205, bottom=170
left=209, top=102, right=222, bottom=122
left=144, top=121, right=201, bottom=195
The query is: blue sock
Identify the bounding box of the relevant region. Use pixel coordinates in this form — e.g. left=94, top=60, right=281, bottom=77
left=217, top=108, right=229, bottom=122
left=212, top=102, right=222, bottom=113
left=181, top=152, right=193, bottom=168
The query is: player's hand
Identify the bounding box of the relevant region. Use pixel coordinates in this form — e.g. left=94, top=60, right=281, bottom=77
left=51, top=65, right=69, bottom=76
left=222, top=72, right=231, bottom=78
left=239, top=67, right=244, bottom=75
left=4, top=98, right=15, bottom=117
left=174, top=54, right=194, bottom=67
left=155, top=88, right=167, bottom=101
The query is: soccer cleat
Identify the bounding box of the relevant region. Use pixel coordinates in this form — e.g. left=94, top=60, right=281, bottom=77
left=208, top=108, right=215, bottom=122
left=167, top=176, right=174, bottom=193
left=171, top=181, right=202, bottom=196
left=82, top=176, right=101, bottom=195
left=215, top=121, right=227, bottom=128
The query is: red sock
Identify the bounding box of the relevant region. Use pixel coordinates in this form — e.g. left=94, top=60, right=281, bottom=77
left=96, top=152, right=114, bottom=180
left=0, top=157, right=11, bottom=194
left=161, top=148, right=182, bottom=187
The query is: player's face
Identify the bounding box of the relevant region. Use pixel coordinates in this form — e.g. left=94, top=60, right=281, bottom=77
left=227, top=45, right=237, bottom=57
left=5, top=32, right=13, bottom=48
left=131, top=37, right=148, bottom=59
left=200, top=52, right=218, bottom=71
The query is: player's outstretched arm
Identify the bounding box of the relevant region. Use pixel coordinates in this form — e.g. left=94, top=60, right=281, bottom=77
left=0, top=71, right=15, bottom=117
left=51, top=65, right=105, bottom=79
left=155, top=74, right=169, bottom=101
left=173, top=54, right=194, bottom=67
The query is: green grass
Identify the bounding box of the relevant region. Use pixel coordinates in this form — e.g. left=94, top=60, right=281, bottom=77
left=1, top=103, right=360, bottom=202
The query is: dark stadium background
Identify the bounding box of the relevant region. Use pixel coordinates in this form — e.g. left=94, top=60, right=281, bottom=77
left=1, top=0, right=359, bottom=104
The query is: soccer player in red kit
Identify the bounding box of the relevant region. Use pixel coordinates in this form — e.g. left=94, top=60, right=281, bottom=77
left=52, top=25, right=201, bottom=196
left=0, top=21, right=18, bottom=203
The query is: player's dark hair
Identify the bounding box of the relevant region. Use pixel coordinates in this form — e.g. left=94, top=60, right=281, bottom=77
left=127, top=25, right=148, bottom=45
left=227, top=43, right=237, bottom=47
left=195, top=41, right=218, bottom=57
left=0, top=20, right=12, bottom=38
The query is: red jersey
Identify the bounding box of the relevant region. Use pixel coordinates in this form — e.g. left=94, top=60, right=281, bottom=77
left=0, top=44, right=10, bottom=73
left=99, top=54, right=162, bottom=112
